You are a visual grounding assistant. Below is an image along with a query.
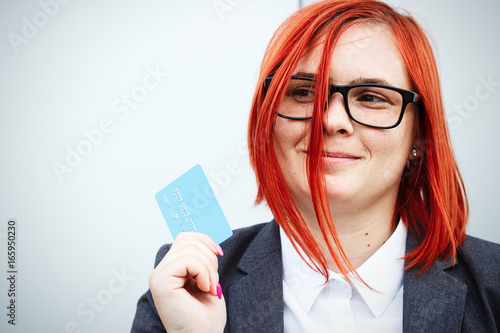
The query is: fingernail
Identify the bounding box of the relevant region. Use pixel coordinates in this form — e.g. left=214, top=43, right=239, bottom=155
left=209, top=281, right=214, bottom=294
left=213, top=241, right=224, bottom=256
left=217, top=282, right=222, bottom=299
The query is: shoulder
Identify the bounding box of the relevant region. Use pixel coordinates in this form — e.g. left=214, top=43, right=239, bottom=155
left=451, top=236, right=500, bottom=329
left=460, top=235, right=500, bottom=259
left=218, top=220, right=280, bottom=268
left=220, top=221, right=275, bottom=252
left=457, top=235, right=500, bottom=285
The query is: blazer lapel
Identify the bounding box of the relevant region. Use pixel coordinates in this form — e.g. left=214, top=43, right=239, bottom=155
left=225, top=221, right=284, bottom=333
left=403, top=232, right=468, bottom=333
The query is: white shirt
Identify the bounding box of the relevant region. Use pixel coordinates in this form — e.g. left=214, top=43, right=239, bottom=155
left=281, top=221, right=407, bottom=333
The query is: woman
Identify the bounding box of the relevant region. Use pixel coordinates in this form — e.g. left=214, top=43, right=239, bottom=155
left=132, top=1, right=500, bottom=332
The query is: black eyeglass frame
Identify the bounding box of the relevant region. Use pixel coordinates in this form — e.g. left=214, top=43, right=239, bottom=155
left=263, top=75, right=420, bottom=129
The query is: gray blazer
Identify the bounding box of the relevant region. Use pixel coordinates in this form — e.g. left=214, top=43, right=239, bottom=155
left=131, top=221, right=500, bottom=332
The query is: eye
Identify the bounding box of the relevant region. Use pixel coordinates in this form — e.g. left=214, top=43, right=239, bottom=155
left=285, top=79, right=316, bottom=103
left=350, top=86, right=399, bottom=109
left=292, top=87, right=315, bottom=101
left=357, top=92, right=389, bottom=103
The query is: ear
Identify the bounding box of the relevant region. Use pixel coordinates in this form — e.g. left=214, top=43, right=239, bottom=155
left=409, top=107, right=422, bottom=162
left=408, top=144, right=420, bottom=161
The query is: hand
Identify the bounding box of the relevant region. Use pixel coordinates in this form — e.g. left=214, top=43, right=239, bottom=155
left=149, top=233, right=226, bottom=333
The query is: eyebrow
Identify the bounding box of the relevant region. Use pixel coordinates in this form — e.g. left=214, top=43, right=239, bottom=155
left=348, top=77, right=392, bottom=86
left=292, top=72, right=316, bottom=79
left=291, top=72, right=393, bottom=87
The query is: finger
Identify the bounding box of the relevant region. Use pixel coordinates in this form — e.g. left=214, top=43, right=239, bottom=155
left=167, top=247, right=219, bottom=297
left=173, top=232, right=224, bottom=257
left=150, top=252, right=213, bottom=294
left=159, top=242, right=219, bottom=274
left=154, top=233, right=223, bottom=297
left=165, top=234, right=222, bottom=296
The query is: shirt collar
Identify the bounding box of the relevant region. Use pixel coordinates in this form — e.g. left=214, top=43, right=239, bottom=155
left=280, top=220, right=407, bottom=317
left=351, top=220, right=407, bottom=317
left=280, top=227, right=328, bottom=314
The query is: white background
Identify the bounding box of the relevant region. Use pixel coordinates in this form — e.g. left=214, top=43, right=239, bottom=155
left=1, top=0, right=499, bottom=332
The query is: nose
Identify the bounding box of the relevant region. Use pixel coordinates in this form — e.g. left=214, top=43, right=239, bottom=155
left=322, top=92, right=354, bottom=135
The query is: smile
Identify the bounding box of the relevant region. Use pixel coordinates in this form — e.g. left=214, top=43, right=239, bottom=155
left=321, top=151, right=361, bottom=166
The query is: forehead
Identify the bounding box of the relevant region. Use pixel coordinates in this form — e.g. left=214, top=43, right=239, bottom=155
left=294, top=22, right=412, bottom=89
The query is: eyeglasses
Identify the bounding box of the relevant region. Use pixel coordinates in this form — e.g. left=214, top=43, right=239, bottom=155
left=264, top=75, right=420, bottom=129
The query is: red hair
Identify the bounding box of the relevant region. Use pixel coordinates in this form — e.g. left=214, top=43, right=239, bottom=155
left=247, top=0, right=468, bottom=279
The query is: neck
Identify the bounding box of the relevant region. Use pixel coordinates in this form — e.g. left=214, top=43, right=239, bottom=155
left=296, top=196, right=397, bottom=273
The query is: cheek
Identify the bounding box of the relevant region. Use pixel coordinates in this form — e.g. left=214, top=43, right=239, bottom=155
left=272, top=120, right=312, bottom=187
left=272, top=120, right=309, bottom=158
left=364, top=129, right=413, bottom=172
left=377, top=111, right=415, bottom=162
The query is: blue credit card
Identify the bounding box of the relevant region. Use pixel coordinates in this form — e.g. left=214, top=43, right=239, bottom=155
left=155, top=164, right=233, bottom=244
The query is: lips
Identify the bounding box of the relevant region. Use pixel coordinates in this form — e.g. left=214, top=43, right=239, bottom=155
left=321, top=151, right=360, bottom=166
left=322, top=151, right=359, bottom=158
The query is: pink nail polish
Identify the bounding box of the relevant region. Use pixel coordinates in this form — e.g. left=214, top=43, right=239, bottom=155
left=213, top=241, right=224, bottom=256
left=217, top=282, right=222, bottom=299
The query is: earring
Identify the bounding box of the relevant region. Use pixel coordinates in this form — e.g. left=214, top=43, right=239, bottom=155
left=411, top=146, right=417, bottom=157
